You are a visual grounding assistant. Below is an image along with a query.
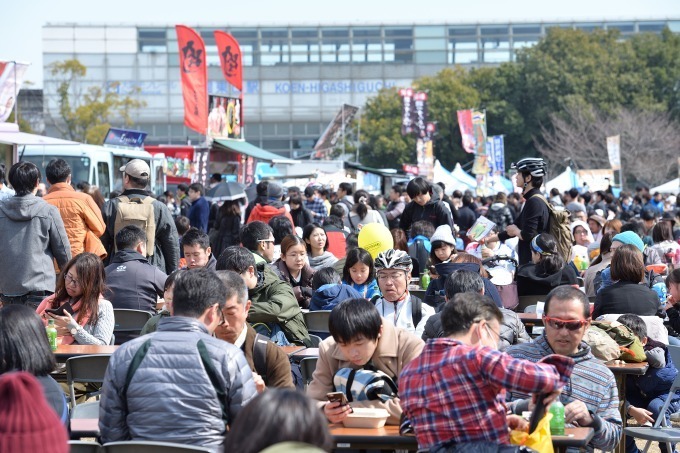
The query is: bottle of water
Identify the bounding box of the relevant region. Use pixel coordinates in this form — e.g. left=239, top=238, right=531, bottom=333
left=549, top=400, right=565, bottom=435
left=46, top=319, right=58, bottom=351
left=420, top=272, right=430, bottom=290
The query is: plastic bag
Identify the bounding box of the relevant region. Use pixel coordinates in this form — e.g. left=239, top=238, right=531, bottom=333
left=510, top=412, right=553, bottom=453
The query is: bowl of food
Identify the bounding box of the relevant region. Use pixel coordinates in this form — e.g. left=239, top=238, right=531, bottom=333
left=341, top=408, right=390, bottom=429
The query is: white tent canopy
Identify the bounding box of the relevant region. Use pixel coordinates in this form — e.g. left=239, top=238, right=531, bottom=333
left=651, top=178, right=679, bottom=194
left=433, top=160, right=476, bottom=193
left=545, top=167, right=579, bottom=193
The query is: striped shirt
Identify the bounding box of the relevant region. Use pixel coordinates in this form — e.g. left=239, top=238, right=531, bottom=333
left=507, top=335, right=622, bottom=452
left=399, top=338, right=574, bottom=449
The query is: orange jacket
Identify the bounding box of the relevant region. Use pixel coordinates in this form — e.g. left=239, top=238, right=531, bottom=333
left=44, top=183, right=106, bottom=257
left=246, top=203, right=294, bottom=226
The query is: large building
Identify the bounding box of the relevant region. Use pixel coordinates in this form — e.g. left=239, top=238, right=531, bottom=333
left=42, top=20, right=678, bottom=158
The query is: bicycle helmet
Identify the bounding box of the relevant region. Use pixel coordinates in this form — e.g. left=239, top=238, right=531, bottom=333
left=512, top=157, right=547, bottom=177
left=374, top=249, right=413, bottom=275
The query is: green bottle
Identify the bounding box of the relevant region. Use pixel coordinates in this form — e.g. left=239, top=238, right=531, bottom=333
left=420, top=272, right=431, bottom=290
left=46, top=319, right=58, bottom=351
left=549, top=400, right=565, bottom=435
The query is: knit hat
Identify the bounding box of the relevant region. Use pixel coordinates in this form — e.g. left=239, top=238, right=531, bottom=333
left=612, top=231, right=645, bottom=253
left=430, top=224, right=456, bottom=246
left=0, top=372, right=68, bottom=453
left=267, top=182, right=284, bottom=200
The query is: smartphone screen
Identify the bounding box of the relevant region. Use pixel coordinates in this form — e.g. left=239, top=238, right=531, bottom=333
left=326, top=392, right=349, bottom=405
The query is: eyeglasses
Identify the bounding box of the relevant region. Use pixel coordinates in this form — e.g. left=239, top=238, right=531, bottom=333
left=217, top=306, right=227, bottom=326
left=377, top=273, right=405, bottom=283
left=65, top=273, right=80, bottom=287
left=543, top=316, right=589, bottom=331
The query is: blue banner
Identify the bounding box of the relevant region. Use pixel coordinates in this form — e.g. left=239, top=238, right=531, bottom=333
left=493, top=135, right=505, bottom=173
left=103, top=128, right=147, bottom=148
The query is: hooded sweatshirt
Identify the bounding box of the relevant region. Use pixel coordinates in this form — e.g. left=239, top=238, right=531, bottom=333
left=507, top=335, right=622, bottom=452
left=399, top=192, right=453, bottom=233
left=0, top=195, right=71, bottom=295
left=309, top=283, right=363, bottom=311
left=246, top=200, right=294, bottom=226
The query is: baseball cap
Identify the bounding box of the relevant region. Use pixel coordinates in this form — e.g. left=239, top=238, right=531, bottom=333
left=120, top=159, right=150, bottom=179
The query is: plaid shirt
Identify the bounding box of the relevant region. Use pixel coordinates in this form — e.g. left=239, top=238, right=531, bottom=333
left=399, top=338, right=574, bottom=450
left=304, top=197, right=327, bottom=220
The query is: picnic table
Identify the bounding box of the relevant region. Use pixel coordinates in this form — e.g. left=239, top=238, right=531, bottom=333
left=605, top=360, right=649, bottom=453
left=54, top=344, right=119, bottom=361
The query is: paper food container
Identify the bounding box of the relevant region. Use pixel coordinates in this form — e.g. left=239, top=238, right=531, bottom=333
left=341, top=408, right=390, bottom=429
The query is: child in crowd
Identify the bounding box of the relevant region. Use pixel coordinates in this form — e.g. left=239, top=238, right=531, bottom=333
left=175, top=215, right=190, bottom=264
left=140, top=270, right=181, bottom=335
left=429, top=224, right=457, bottom=265
left=342, top=248, right=379, bottom=299
left=617, top=314, right=680, bottom=453
left=309, top=268, right=361, bottom=312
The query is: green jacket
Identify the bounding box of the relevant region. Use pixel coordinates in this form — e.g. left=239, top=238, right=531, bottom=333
left=249, top=264, right=311, bottom=346
left=140, top=309, right=171, bottom=335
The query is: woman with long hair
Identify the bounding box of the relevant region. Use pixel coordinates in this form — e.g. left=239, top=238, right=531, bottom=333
left=344, top=189, right=385, bottom=232
left=303, top=223, right=338, bottom=270
left=213, top=199, right=243, bottom=258
left=584, top=232, right=615, bottom=297
left=650, top=221, right=680, bottom=265
left=0, top=305, right=69, bottom=423
left=36, top=253, right=114, bottom=345
left=273, top=234, right=315, bottom=309
left=516, top=233, right=578, bottom=296
left=593, top=244, right=661, bottom=318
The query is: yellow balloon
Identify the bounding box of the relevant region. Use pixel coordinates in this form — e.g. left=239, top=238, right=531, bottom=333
left=358, top=223, right=394, bottom=259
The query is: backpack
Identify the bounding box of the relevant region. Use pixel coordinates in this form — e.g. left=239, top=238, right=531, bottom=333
left=530, top=194, right=573, bottom=263
left=114, top=195, right=156, bottom=256
left=584, top=325, right=621, bottom=361
left=333, top=366, right=398, bottom=402
left=590, top=320, right=646, bottom=362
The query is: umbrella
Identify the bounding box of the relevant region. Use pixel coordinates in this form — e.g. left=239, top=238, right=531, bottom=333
left=206, top=182, right=246, bottom=202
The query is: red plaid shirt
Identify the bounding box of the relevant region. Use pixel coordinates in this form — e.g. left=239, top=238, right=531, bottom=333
left=399, top=338, right=574, bottom=449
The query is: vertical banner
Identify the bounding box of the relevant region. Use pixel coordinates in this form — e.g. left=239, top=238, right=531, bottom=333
left=606, top=135, right=621, bottom=170
left=176, top=25, right=208, bottom=135
left=413, top=91, right=428, bottom=137
left=425, top=122, right=437, bottom=141
left=214, top=31, right=243, bottom=92
left=457, top=109, right=475, bottom=154
left=492, top=135, right=505, bottom=172
left=472, top=109, right=487, bottom=156
left=0, top=61, right=30, bottom=123
left=416, top=139, right=435, bottom=181
left=399, top=88, right=414, bottom=135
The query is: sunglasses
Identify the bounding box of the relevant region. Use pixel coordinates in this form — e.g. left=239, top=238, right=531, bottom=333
left=543, top=316, right=589, bottom=331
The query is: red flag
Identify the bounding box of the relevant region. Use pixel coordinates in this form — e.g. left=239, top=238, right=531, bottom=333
left=457, top=109, right=475, bottom=154
left=214, top=31, right=243, bottom=92
left=175, top=25, right=208, bottom=134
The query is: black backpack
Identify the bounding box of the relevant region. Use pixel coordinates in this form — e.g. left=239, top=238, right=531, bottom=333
left=370, top=295, right=424, bottom=328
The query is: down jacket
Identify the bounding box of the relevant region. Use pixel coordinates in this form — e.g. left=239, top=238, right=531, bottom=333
left=99, top=316, right=257, bottom=452
left=421, top=308, right=532, bottom=351
left=43, top=183, right=105, bottom=257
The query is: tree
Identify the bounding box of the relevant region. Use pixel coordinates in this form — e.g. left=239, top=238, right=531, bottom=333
left=536, top=103, right=680, bottom=187
left=47, top=59, right=145, bottom=144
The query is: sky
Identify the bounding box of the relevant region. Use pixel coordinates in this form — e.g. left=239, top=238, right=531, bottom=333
left=2, top=0, right=680, bottom=87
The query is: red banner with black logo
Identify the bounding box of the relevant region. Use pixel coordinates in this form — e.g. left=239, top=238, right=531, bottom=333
left=176, top=25, right=208, bottom=134
left=214, top=31, right=243, bottom=92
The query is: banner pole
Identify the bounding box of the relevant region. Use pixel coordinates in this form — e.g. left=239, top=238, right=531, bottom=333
left=13, top=61, right=18, bottom=125
left=342, top=104, right=346, bottom=158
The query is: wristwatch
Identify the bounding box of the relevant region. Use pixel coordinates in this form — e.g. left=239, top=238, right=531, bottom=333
left=69, top=324, right=80, bottom=336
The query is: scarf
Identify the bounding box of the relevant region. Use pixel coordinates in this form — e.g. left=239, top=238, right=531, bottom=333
left=36, top=295, right=92, bottom=345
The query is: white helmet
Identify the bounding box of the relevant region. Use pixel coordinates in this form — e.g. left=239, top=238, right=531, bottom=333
left=512, top=157, right=547, bottom=177
left=375, top=249, right=413, bottom=275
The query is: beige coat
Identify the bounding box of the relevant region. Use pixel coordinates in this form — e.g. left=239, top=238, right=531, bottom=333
left=306, top=323, right=424, bottom=425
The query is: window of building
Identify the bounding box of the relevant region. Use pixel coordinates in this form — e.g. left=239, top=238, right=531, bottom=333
left=384, top=28, right=413, bottom=63
left=575, top=23, right=602, bottom=32
left=512, top=25, right=541, bottom=35
left=606, top=23, right=635, bottom=33
left=139, top=29, right=167, bottom=53
left=638, top=22, right=666, bottom=33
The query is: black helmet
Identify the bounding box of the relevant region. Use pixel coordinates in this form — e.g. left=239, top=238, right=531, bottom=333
left=512, top=158, right=547, bottom=177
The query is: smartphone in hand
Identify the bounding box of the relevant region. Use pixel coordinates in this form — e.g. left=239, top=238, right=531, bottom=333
left=327, top=392, right=353, bottom=412
left=45, top=302, right=74, bottom=317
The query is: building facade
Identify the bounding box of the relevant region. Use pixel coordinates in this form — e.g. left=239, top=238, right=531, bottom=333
left=42, top=20, right=679, bottom=158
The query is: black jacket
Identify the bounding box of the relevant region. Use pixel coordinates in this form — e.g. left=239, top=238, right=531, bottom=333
left=425, top=262, right=504, bottom=309
left=498, top=188, right=549, bottom=265
left=456, top=205, right=477, bottom=231
left=592, top=281, right=661, bottom=319
left=104, top=249, right=167, bottom=313
left=101, top=189, right=180, bottom=274
left=399, top=194, right=452, bottom=233
left=289, top=206, right=313, bottom=229
left=516, top=261, right=578, bottom=296
left=212, top=212, right=242, bottom=258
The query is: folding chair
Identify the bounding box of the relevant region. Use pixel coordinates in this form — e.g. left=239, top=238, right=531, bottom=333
left=517, top=295, right=545, bottom=313
left=103, top=440, right=211, bottom=452
left=309, top=334, right=323, bottom=348
left=112, top=309, right=152, bottom=345
left=299, top=357, right=318, bottom=390
left=68, top=440, right=102, bottom=453
left=623, top=345, right=680, bottom=452
left=66, top=354, right=111, bottom=407
left=303, top=310, right=331, bottom=334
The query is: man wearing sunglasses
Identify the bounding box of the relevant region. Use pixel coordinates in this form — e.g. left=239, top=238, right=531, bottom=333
left=507, top=286, right=622, bottom=452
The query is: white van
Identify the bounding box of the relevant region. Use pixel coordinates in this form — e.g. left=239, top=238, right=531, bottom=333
left=20, top=143, right=165, bottom=198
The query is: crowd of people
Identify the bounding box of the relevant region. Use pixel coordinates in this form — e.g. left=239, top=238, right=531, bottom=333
left=1, top=156, right=680, bottom=452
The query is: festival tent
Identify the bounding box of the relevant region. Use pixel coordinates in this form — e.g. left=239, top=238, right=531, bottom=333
left=651, top=178, right=679, bottom=194
left=545, top=167, right=579, bottom=193
left=433, top=160, right=476, bottom=193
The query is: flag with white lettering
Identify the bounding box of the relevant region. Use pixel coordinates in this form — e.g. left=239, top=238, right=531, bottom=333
left=0, top=61, right=29, bottom=123
left=399, top=88, right=415, bottom=135
left=413, top=91, right=428, bottom=137
left=176, top=25, right=208, bottom=134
